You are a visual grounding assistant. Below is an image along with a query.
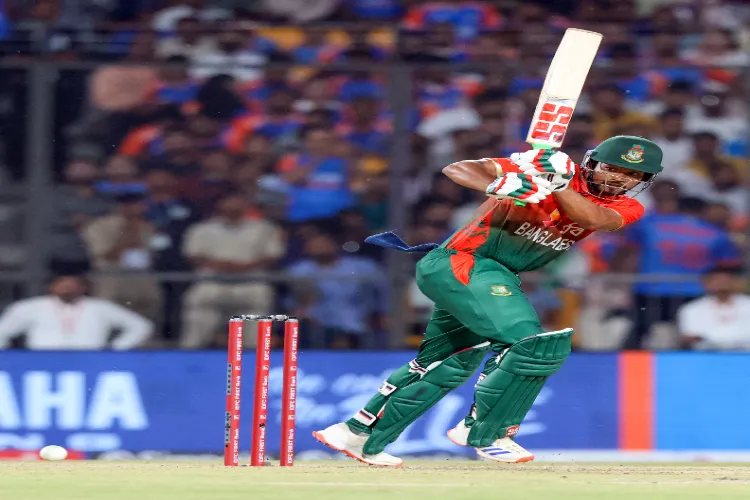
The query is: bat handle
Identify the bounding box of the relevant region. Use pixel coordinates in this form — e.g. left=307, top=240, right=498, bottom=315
left=513, top=143, right=554, bottom=207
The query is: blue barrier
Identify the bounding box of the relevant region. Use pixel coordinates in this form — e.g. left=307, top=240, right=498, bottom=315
left=655, top=353, right=750, bottom=450
left=0, top=351, right=619, bottom=454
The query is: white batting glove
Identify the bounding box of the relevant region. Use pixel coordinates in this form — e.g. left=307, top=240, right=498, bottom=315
left=485, top=172, right=553, bottom=204
left=511, top=149, right=576, bottom=192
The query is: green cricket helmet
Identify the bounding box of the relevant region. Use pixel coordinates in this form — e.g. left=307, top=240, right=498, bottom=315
left=581, top=135, right=663, bottom=199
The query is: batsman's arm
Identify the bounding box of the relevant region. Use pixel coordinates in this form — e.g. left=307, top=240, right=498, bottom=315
left=553, top=189, right=623, bottom=231
left=442, top=159, right=498, bottom=192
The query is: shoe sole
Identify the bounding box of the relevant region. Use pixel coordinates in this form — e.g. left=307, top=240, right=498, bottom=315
left=312, top=431, right=403, bottom=467
left=476, top=449, right=535, bottom=463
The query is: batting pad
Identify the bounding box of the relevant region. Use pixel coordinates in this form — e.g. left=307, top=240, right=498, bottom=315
left=362, top=343, right=489, bottom=456
left=467, top=329, right=573, bottom=448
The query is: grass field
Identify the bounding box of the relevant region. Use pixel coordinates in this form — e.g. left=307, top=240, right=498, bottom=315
left=3, top=461, right=750, bottom=500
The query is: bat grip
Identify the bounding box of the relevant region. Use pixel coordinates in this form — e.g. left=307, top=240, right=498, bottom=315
left=513, top=143, right=552, bottom=207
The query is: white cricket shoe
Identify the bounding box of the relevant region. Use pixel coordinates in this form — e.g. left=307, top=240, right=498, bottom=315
left=312, top=422, right=403, bottom=467
left=475, top=437, right=535, bottom=463
left=448, top=420, right=534, bottom=463
left=446, top=420, right=471, bottom=446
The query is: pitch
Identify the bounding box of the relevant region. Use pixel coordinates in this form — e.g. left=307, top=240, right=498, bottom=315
left=3, top=461, right=750, bottom=499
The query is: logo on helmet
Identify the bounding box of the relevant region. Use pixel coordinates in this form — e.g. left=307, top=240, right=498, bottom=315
left=621, top=144, right=645, bottom=163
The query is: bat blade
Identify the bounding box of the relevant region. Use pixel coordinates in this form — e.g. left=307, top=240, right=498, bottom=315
left=526, top=28, right=603, bottom=149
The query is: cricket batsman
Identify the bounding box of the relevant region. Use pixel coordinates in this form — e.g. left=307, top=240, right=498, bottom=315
left=313, top=136, right=663, bottom=466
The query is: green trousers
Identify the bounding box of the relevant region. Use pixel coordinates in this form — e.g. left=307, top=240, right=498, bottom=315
left=347, top=248, right=547, bottom=453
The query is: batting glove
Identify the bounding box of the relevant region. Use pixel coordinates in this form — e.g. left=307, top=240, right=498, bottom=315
left=485, top=172, right=553, bottom=204
left=510, top=150, right=576, bottom=192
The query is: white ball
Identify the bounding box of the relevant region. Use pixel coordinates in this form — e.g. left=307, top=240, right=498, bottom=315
left=39, top=445, right=68, bottom=461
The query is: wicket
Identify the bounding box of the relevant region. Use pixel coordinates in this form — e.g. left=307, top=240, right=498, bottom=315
left=224, top=314, right=299, bottom=467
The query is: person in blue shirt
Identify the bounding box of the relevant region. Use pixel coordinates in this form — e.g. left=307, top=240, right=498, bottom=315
left=344, top=0, right=403, bottom=20
left=277, top=125, right=355, bottom=222
left=619, top=181, right=741, bottom=348
left=286, top=230, right=386, bottom=349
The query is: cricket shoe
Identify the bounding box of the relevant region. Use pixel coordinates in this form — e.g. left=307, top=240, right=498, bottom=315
left=312, top=422, right=403, bottom=467
left=475, top=437, right=534, bottom=463
left=447, top=420, right=534, bottom=463
left=446, top=420, right=471, bottom=447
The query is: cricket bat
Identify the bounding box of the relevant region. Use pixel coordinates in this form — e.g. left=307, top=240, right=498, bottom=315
left=514, top=28, right=603, bottom=206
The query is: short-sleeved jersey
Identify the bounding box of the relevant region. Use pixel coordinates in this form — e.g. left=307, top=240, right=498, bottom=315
left=443, top=158, right=644, bottom=273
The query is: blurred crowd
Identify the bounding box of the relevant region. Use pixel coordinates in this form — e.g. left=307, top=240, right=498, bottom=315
left=0, top=0, right=750, bottom=351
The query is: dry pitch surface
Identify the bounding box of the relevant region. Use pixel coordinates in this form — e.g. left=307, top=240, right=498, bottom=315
left=3, top=461, right=750, bottom=500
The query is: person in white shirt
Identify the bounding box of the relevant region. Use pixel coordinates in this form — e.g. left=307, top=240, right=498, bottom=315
left=652, top=108, right=694, bottom=173
left=190, top=25, right=267, bottom=81
left=156, top=17, right=218, bottom=59
left=0, top=275, right=153, bottom=350
left=677, top=265, right=750, bottom=351
left=151, top=0, right=232, bottom=33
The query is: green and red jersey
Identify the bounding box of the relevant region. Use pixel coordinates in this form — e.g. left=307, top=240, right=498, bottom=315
left=442, top=158, right=644, bottom=282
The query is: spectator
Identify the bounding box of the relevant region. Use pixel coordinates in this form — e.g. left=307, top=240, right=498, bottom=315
left=336, top=208, right=383, bottom=261
left=195, top=73, right=246, bottom=119
left=590, top=83, right=658, bottom=141
left=191, top=24, right=267, bottom=81
left=153, top=56, right=200, bottom=105
left=188, top=148, right=237, bottom=216
left=619, top=182, right=741, bottom=348
left=402, top=1, right=501, bottom=41
left=227, top=87, right=303, bottom=152
left=185, top=111, right=224, bottom=148
left=125, top=30, right=158, bottom=62
left=407, top=197, right=454, bottom=246
left=95, top=155, right=146, bottom=197
left=50, top=159, right=112, bottom=274
left=684, top=81, right=748, bottom=148
left=354, top=167, right=389, bottom=232
left=703, top=160, right=748, bottom=218
left=0, top=275, right=152, bottom=350
left=152, top=0, right=232, bottom=33
left=241, top=63, right=294, bottom=112
left=334, top=30, right=389, bottom=62
left=82, top=192, right=164, bottom=326
left=291, top=29, right=339, bottom=64
left=652, top=108, right=693, bottom=172
left=344, top=0, right=403, bottom=20
left=686, top=131, right=745, bottom=179
left=677, top=265, right=750, bottom=350
left=260, top=0, right=341, bottom=23
left=276, top=125, right=355, bottom=222
left=156, top=17, right=216, bottom=59
left=117, top=104, right=184, bottom=159
left=641, top=80, right=696, bottom=117
left=294, top=77, right=342, bottom=115
left=144, top=168, right=200, bottom=271
left=286, top=230, right=385, bottom=349
left=181, top=193, right=284, bottom=348
left=155, top=126, right=203, bottom=178
left=682, top=28, right=749, bottom=67
left=144, top=168, right=201, bottom=340
left=336, top=96, right=391, bottom=154
left=468, top=29, right=519, bottom=61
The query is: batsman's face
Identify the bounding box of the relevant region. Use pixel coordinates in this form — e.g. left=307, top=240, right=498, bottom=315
left=590, top=163, right=646, bottom=196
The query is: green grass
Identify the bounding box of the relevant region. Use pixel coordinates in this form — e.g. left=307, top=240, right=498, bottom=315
left=3, top=461, right=750, bottom=500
